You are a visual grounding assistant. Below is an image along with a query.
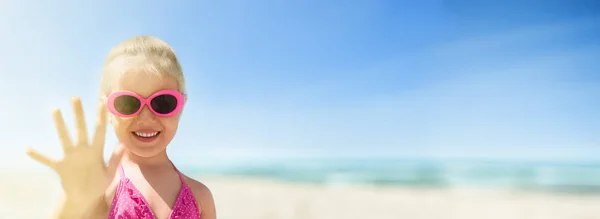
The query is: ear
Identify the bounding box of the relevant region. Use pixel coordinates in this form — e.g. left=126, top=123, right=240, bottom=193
left=179, top=94, right=188, bottom=116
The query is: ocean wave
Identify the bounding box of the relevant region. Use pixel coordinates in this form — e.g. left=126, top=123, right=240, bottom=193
left=184, top=159, right=600, bottom=194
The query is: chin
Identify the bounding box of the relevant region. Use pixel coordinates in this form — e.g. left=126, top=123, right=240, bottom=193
left=126, top=144, right=168, bottom=158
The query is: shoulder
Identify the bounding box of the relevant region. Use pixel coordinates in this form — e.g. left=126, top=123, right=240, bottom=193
left=185, top=176, right=214, bottom=201
left=183, top=175, right=216, bottom=219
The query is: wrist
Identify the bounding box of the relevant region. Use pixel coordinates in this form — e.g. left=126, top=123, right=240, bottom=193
left=55, top=197, right=93, bottom=219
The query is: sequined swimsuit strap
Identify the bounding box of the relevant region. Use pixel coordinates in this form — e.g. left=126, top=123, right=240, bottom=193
left=107, top=165, right=127, bottom=219
left=118, top=165, right=126, bottom=178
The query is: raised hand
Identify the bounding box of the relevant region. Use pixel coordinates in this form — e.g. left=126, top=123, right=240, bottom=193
left=25, top=97, right=124, bottom=216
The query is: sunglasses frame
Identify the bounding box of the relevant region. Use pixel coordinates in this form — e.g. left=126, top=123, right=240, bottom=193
left=106, top=89, right=185, bottom=117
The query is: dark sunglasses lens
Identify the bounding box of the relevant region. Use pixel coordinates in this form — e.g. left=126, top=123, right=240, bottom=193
left=150, top=94, right=178, bottom=114
left=114, top=95, right=141, bottom=115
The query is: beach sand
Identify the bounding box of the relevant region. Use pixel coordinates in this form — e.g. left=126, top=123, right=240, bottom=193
left=1, top=172, right=600, bottom=219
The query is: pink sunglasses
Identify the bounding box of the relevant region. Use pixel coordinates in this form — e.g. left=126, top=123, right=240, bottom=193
left=106, top=90, right=185, bottom=117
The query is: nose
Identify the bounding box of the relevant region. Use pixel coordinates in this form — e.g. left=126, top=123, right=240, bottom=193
left=136, top=105, right=158, bottom=122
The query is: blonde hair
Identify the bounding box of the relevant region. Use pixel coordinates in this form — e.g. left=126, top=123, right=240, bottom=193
left=100, top=36, right=186, bottom=96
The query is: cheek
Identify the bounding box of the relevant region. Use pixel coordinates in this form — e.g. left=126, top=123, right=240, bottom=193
left=110, top=115, right=134, bottom=134
left=160, top=116, right=181, bottom=131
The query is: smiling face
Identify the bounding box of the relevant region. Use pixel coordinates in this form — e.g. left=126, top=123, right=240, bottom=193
left=108, top=70, right=183, bottom=158
left=100, top=36, right=186, bottom=158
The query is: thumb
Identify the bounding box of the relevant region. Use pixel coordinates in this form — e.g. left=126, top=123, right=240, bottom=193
left=105, top=144, right=125, bottom=178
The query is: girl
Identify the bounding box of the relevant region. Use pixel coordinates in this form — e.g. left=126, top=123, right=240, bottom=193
left=25, top=36, right=216, bottom=219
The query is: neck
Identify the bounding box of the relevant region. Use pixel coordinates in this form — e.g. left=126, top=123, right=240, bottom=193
left=121, top=146, right=172, bottom=169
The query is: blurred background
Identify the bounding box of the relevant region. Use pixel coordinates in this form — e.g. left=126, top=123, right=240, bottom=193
left=1, top=0, right=600, bottom=218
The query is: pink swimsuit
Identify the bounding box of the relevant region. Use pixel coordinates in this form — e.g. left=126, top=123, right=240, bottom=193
left=108, top=165, right=201, bottom=219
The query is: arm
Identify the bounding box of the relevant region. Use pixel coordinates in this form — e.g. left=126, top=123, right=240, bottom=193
left=188, top=178, right=217, bottom=219
left=199, top=187, right=216, bottom=219
left=52, top=197, right=84, bottom=219
left=53, top=195, right=108, bottom=219
left=86, top=195, right=110, bottom=219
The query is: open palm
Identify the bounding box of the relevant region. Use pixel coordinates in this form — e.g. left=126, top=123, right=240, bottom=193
left=25, top=97, right=124, bottom=208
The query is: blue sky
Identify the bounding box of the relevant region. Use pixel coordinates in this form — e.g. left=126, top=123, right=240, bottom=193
left=1, top=0, right=600, bottom=169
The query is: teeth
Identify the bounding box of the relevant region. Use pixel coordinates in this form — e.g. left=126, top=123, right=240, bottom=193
left=135, top=132, right=158, bottom=137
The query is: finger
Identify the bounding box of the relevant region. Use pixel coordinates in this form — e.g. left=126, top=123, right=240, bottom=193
left=25, top=147, right=57, bottom=169
left=52, top=109, right=73, bottom=153
left=92, top=100, right=108, bottom=152
left=105, top=144, right=125, bottom=179
left=72, top=97, right=88, bottom=147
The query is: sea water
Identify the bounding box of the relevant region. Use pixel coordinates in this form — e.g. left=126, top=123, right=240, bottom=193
left=181, top=158, right=600, bottom=194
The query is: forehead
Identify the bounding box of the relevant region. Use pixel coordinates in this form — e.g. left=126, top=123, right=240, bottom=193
left=115, top=70, right=178, bottom=97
